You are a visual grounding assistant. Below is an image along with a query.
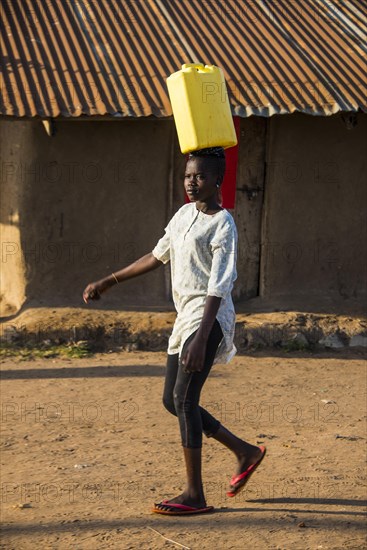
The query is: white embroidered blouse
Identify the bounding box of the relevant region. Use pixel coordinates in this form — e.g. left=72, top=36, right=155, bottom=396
left=152, top=202, right=238, bottom=365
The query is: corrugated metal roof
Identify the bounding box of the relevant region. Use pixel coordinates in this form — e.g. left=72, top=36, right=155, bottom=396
left=0, top=0, right=366, bottom=118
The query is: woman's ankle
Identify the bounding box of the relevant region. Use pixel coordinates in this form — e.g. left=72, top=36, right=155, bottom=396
left=184, top=489, right=205, bottom=502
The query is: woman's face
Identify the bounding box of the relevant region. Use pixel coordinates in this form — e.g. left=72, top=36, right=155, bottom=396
left=184, top=157, right=220, bottom=202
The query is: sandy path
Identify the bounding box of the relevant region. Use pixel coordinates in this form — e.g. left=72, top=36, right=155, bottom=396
left=1, top=349, right=366, bottom=549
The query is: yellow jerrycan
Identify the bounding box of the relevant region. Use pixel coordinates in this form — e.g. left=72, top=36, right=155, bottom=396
left=166, top=63, right=237, bottom=154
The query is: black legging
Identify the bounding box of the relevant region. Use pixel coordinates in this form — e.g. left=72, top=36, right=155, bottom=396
left=162, top=319, right=224, bottom=448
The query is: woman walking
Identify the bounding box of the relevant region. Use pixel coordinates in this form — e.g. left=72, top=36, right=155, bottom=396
left=83, top=147, right=266, bottom=515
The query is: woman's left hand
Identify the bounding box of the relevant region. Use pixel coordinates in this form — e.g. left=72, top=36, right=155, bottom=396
left=181, top=336, right=207, bottom=373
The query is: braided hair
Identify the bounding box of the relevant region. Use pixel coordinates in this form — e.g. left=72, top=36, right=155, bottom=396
left=188, top=147, right=226, bottom=185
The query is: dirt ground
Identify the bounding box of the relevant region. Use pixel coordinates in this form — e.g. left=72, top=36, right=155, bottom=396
left=1, top=348, right=366, bottom=549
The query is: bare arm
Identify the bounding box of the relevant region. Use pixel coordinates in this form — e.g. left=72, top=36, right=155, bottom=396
left=181, top=295, right=222, bottom=373
left=195, top=295, right=222, bottom=342
left=105, top=252, right=163, bottom=285
left=83, top=252, right=164, bottom=303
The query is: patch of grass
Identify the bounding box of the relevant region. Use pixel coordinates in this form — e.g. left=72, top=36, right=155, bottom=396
left=282, top=340, right=313, bottom=352
left=0, top=341, right=94, bottom=360
left=252, top=342, right=266, bottom=350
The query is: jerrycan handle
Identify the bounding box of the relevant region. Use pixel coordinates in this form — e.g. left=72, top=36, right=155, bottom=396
left=182, top=63, right=214, bottom=73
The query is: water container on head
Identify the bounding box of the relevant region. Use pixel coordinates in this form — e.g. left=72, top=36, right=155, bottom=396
left=166, top=63, right=237, bottom=154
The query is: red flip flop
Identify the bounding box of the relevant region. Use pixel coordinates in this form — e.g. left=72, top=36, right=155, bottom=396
left=152, top=501, right=215, bottom=515
left=226, top=445, right=267, bottom=497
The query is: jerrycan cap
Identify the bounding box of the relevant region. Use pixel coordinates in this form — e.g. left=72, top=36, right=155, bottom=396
left=181, top=63, right=216, bottom=73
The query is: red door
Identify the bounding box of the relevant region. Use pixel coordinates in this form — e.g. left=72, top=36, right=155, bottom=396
left=184, top=116, right=240, bottom=209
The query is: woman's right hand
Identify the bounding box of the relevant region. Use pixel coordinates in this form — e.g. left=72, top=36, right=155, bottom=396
left=82, top=253, right=160, bottom=304
left=83, top=279, right=111, bottom=304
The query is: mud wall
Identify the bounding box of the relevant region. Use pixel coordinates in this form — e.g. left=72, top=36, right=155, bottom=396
left=1, top=113, right=366, bottom=316
left=260, top=111, right=366, bottom=301
left=0, top=119, right=176, bottom=315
